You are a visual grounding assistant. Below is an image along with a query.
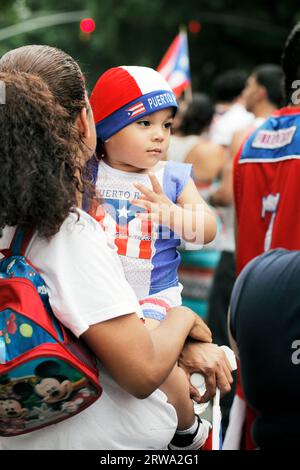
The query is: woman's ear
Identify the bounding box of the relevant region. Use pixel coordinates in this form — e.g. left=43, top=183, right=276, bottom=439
left=75, top=107, right=90, bottom=140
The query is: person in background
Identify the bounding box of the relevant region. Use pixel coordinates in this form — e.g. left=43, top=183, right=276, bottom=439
left=209, top=69, right=254, bottom=145
left=229, top=64, right=284, bottom=163
left=206, top=69, right=253, bottom=344
left=168, top=93, right=224, bottom=180
left=206, top=69, right=253, bottom=437
left=168, top=93, right=224, bottom=320
left=225, top=23, right=300, bottom=450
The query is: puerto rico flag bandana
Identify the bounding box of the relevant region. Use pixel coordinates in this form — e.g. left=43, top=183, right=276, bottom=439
left=90, top=66, right=178, bottom=142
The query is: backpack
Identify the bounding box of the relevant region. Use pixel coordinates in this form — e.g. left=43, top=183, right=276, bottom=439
left=0, top=227, right=102, bottom=436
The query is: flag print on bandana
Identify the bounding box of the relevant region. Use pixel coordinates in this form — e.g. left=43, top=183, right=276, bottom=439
left=127, top=102, right=146, bottom=119
left=103, top=198, right=155, bottom=259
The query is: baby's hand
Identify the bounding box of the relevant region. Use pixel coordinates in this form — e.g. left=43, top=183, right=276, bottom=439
left=131, top=173, right=179, bottom=227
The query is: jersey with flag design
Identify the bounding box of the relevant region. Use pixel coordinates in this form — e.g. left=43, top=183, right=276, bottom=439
left=94, top=160, right=192, bottom=301
left=230, top=106, right=300, bottom=450
left=234, top=106, right=300, bottom=275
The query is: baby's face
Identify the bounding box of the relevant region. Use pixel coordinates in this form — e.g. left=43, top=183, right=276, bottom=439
left=104, top=108, right=174, bottom=172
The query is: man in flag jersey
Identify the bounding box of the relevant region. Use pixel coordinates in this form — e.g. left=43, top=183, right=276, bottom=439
left=227, top=23, right=300, bottom=450
left=86, top=65, right=224, bottom=450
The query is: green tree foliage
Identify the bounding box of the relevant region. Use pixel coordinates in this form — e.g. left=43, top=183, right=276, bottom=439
left=0, top=0, right=299, bottom=93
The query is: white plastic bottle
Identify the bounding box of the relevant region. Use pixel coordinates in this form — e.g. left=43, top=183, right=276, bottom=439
left=190, top=345, right=237, bottom=414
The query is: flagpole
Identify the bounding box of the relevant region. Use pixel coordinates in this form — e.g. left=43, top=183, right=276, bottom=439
left=180, top=25, right=193, bottom=103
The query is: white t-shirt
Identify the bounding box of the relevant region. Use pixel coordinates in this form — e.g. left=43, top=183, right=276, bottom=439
left=210, top=103, right=254, bottom=147
left=0, top=210, right=177, bottom=450
left=167, top=135, right=199, bottom=163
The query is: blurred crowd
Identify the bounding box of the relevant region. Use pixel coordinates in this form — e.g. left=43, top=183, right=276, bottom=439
left=166, top=62, right=285, bottom=439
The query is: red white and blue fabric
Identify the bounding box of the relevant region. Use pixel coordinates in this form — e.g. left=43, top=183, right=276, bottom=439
left=157, top=31, right=191, bottom=98
left=234, top=106, right=300, bottom=275
left=88, top=160, right=191, bottom=320
left=101, top=197, right=153, bottom=260
left=90, top=66, right=178, bottom=142
left=139, top=297, right=172, bottom=322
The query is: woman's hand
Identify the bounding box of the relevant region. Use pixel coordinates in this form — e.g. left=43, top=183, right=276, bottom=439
left=179, top=341, right=234, bottom=403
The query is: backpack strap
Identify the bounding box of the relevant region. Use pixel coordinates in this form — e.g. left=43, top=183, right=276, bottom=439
left=1, top=227, right=34, bottom=258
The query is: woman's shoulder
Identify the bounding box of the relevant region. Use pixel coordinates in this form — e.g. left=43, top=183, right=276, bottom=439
left=63, top=208, right=101, bottom=233
left=168, top=135, right=199, bottom=163
left=29, top=209, right=111, bottom=259
left=187, top=138, right=223, bottom=160
left=0, top=211, right=104, bottom=254
left=185, top=139, right=224, bottom=170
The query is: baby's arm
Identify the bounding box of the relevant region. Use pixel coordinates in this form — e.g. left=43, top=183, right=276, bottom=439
left=132, top=174, right=217, bottom=246
left=176, top=177, right=217, bottom=245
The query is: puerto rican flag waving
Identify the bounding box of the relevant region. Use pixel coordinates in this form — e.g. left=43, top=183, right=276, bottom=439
left=103, top=198, right=154, bottom=260
left=157, top=30, right=191, bottom=98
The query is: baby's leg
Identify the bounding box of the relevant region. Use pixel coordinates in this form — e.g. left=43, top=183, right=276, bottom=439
left=145, top=316, right=211, bottom=449
left=145, top=318, right=194, bottom=429
left=160, top=364, right=195, bottom=430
